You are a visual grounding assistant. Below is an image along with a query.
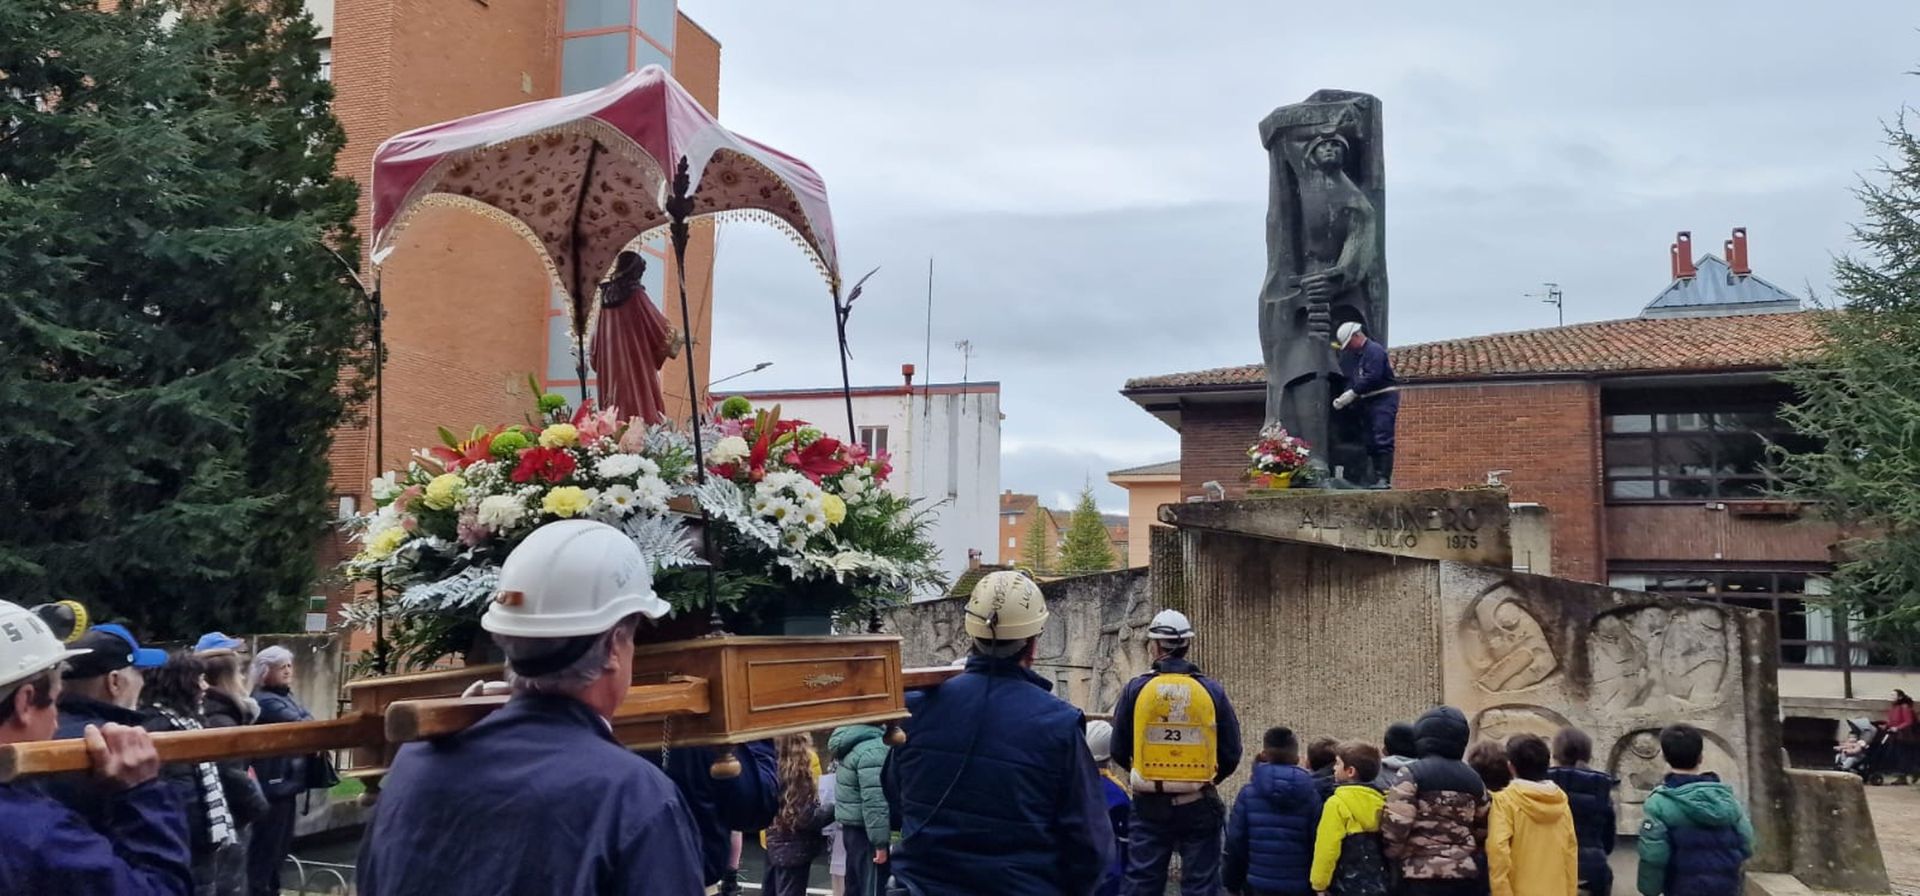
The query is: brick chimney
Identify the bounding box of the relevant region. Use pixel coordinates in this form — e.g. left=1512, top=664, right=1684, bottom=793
left=967, top=548, right=982, bottom=569
left=902, top=363, right=916, bottom=390
left=1671, top=231, right=1697, bottom=280
left=1729, top=227, right=1751, bottom=277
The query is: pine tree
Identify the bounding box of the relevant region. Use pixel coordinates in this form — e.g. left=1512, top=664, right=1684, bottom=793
left=0, top=0, right=365, bottom=637
left=1777, top=105, right=1920, bottom=661
left=1020, top=509, right=1053, bottom=576
left=1059, top=486, right=1118, bottom=576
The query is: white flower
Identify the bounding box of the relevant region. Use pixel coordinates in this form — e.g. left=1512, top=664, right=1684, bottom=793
left=797, top=504, right=827, bottom=532
left=594, top=454, right=646, bottom=479
left=709, top=436, right=750, bottom=465
left=370, top=472, right=401, bottom=503
left=762, top=471, right=806, bottom=494
left=476, top=495, right=527, bottom=529
left=631, top=476, right=672, bottom=514
left=363, top=504, right=402, bottom=541
left=594, top=484, right=640, bottom=519
left=782, top=528, right=809, bottom=551
left=757, top=496, right=801, bottom=527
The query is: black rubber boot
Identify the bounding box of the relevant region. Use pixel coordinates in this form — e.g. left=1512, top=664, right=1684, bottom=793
left=718, top=868, right=741, bottom=896
left=1370, top=450, right=1394, bottom=489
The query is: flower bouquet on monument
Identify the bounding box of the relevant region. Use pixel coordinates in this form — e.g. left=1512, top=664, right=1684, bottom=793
left=341, top=387, right=944, bottom=669
left=1247, top=424, right=1316, bottom=489
left=686, top=397, right=945, bottom=635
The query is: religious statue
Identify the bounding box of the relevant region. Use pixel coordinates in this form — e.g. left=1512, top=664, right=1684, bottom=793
left=1258, top=89, right=1388, bottom=480
left=589, top=250, right=681, bottom=425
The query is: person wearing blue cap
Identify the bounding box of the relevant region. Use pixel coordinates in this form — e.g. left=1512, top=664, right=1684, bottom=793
left=194, top=632, right=247, bottom=655
left=41, top=623, right=173, bottom=825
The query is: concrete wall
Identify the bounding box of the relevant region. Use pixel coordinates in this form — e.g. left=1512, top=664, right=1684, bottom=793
left=885, top=568, right=1152, bottom=715
left=739, top=385, right=1002, bottom=598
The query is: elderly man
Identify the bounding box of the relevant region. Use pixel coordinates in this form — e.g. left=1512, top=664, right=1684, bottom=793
left=0, top=599, right=193, bottom=894
left=1331, top=321, right=1401, bottom=488
left=41, top=622, right=168, bottom=825
left=356, top=520, right=705, bottom=896
left=886, top=571, right=1114, bottom=895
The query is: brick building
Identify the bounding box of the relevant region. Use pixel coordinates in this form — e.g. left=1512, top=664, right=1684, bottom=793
left=307, top=0, right=721, bottom=618
left=1123, top=230, right=1914, bottom=707
left=998, top=492, right=1128, bottom=575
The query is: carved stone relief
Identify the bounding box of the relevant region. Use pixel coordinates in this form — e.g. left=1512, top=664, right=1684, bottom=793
left=1610, top=728, right=1745, bottom=834
left=1591, top=606, right=1730, bottom=716
left=1460, top=582, right=1557, bottom=693
left=1473, top=705, right=1571, bottom=744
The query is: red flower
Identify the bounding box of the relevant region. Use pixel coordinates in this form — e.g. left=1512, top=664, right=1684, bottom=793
left=512, top=446, right=577, bottom=484
left=784, top=437, right=849, bottom=483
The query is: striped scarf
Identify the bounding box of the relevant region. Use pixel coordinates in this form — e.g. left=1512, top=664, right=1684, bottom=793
left=151, top=704, right=237, bottom=848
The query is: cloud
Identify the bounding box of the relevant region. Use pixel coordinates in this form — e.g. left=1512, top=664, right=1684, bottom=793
left=684, top=0, right=1917, bottom=511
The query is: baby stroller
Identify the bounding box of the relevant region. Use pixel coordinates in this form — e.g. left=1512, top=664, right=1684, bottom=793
left=1836, top=718, right=1893, bottom=784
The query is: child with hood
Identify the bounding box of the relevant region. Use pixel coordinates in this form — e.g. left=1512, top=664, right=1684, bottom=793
left=1636, top=724, right=1752, bottom=896
left=1374, top=722, right=1419, bottom=789
left=1486, top=734, right=1577, bottom=896
left=827, top=724, right=892, bottom=896
left=1224, top=727, right=1323, bottom=896
left=1381, top=706, right=1490, bottom=896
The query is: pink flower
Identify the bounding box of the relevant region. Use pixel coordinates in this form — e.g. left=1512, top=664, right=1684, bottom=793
left=572, top=402, right=622, bottom=443
left=393, top=485, right=424, bottom=513
left=457, top=518, right=491, bottom=547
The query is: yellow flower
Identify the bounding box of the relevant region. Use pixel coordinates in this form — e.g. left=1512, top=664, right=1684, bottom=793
left=363, top=526, right=409, bottom=560
left=822, top=493, right=847, bottom=526
left=422, top=473, right=465, bottom=510
left=539, top=423, right=580, bottom=448
left=542, top=486, right=592, bottom=518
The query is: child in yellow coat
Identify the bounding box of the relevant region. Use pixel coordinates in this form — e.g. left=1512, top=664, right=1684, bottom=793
left=1487, top=734, right=1578, bottom=896
left=1309, top=742, right=1392, bottom=896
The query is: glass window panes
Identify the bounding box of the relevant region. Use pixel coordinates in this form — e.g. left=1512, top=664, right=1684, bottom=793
left=1604, top=439, right=1652, bottom=477
left=562, top=32, right=629, bottom=96
left=1608, top=479, right=1656, bottom=500
left=1603, top=402, right=1806, bottom=501
left=634, top=37, right=671, bottom=74
left=1606, top=567, right=1919, bottom=670
left=565, top=0, right=631, bottom=33
left=635, top=0, right=677, bottom=49
left=1606, top=414, right=1653, bottom=434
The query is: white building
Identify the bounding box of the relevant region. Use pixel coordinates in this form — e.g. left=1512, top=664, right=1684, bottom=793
left=732, top=368, right=1001, bottom=600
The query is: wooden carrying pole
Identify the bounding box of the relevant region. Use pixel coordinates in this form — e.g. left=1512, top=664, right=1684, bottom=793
left=0, top=664, right=963, bottom=783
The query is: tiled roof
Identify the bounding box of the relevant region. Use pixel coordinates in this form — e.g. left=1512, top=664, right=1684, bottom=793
left=1109, top=459, right=1180, bottom=478
left=1124, top=311, right=1825, bottom=391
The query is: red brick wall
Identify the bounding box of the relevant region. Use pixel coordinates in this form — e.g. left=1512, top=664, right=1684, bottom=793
left=1178, top=382, right=1606, bottom=583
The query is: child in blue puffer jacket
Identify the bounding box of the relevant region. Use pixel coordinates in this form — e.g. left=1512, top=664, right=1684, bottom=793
left=1225, top=727, right=1324, bottom=896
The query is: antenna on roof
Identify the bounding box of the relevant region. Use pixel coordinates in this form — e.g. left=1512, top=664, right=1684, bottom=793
left=1526, top=282, right=1565, bottom=326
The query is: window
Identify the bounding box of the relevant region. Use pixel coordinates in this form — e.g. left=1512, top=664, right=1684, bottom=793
left=1609, top=568, right=1917, bottom=669
left=318, top=46, right=331, bottom=82
left=858, top=426, right=888, bottom=458
left=561, top=32, right=629, bottom=96
left=564, top=0, right=630, bottom=32
left=1603, top=404, right=1816, bottom=501
left=1007, top=537, right=1016, bottom=548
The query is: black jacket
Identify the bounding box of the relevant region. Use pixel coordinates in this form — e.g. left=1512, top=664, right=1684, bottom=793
left=199, top=691, right=269, bottom=829
left=1547, top=765, right=1616, bottom=891
left=250, top=687, right=312, bottom=799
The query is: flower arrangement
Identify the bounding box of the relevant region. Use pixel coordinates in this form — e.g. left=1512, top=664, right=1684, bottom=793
left=1247, top=425, right=1314, bottom=487
left=343, top=386, right=942, bottom=669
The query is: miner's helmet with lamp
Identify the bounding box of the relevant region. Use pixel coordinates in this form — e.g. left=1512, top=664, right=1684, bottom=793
left=963, top=570, right=1050, bottom=648
left=0, top=599, right=92, bottom=693
left=482, top=519, right=672, bottom=642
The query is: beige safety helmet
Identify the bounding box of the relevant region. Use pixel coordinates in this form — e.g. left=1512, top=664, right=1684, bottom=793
left=0, top=599, right=91, bottom=690
left=482, top=520, right=672, bottom=639
left=963, top=570, right=1049, bottom=641
left=1085, top=719, right=1115, bottom=763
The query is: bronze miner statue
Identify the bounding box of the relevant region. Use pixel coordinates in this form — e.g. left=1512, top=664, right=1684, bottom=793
left=1258, top=89, right=1387, bottom=483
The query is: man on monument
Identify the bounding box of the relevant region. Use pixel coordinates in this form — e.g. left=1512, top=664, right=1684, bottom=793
left=356, top=520, right=706, bottom=896
left=1110, top=609, right=1244, bottom=896
left=887, top=571, right=1114, bottom=895
left=1332, top=321, right=1400, bottom=488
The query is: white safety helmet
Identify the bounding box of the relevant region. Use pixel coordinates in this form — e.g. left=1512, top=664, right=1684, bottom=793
left=1146, top=609, right=1195, bottom=643
left=963, top=571, right=1049, bottom=641
left=1085, top=719, right=1114, bottom=763
left=482, top=520, right=671, bottom=639
left=1333, top=321, right=1364, bottom=350
left=0, top=599, right=90, bottom=691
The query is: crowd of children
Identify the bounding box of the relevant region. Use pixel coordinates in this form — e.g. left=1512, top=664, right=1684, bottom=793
left=1073, top=705, right=1753, bottom=896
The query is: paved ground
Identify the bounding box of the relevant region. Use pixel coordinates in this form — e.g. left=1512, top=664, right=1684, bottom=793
left=1866, top=782, right=1920, bottom=896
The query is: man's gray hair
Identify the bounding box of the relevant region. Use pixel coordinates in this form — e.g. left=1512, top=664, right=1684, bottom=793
left=494, top=616, right=639, bottom=697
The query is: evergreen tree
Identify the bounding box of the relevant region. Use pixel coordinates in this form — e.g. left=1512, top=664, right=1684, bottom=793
left=1777, top=105, right=1920, bottom=660
left=0, top=0, right=364, bottom=637
left=1020, top=508, right=1053, bottom=576
left=1059, top=485, right=1117, bottom=575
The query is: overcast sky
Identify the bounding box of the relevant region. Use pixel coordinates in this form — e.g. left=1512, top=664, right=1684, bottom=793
left=680, top=1, right=1917, bottom=512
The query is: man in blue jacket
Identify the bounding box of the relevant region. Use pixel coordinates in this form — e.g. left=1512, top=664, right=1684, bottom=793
left=887, top=571, right=1114, bottom=896
left=0, top=599, right=193, bottom=895
left=357, top=521, right=706, bottom=896
left=1332, top=321, right=1400, bottom=488
left=40, top=622, right=167, bottom=825
left=646, top=739, right=777, bottom=891
left=1112, top=609, right=1243, bottom=896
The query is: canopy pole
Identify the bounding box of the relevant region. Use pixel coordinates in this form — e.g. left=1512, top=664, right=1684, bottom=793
left=568, top=144, right=603, bottom=407
left=665, top=157, right=724, bottom=635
